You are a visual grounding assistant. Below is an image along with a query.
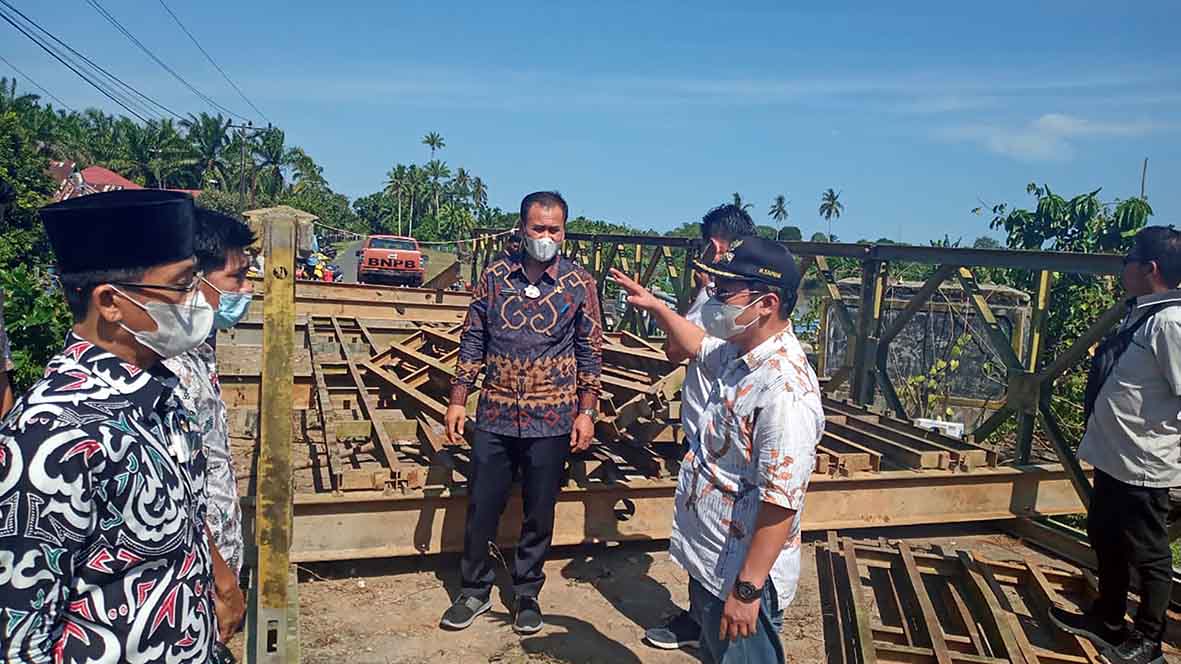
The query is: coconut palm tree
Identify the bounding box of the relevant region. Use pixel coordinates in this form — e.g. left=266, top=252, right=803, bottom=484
left=182, top=112, right=230, bottom=189
left=769, top=195, right=789, bottom=224
left=0, top=78, right=38, bottom=114
left=422, top=131, right=445, bottom=159
left=384, top=165, right=410, bottom=234
left=731, top=192, right=752, bottom=212
left=288, top=147, right=325, bottom=193
left=819, top=188, right=844, bottom=242
left=252, top=127, right=294, bottom=200
left=452, top=167, right=472, bottom=203
left=471, top=176, right=488, bottom=212
left=425, top=159, right=451, bottom=217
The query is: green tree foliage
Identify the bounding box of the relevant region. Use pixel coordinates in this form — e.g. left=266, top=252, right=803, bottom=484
left=979, top=182, right=1154, bottom=443
left=818, top=188, right=844, bottom=241
left=779, top=226, right=803, bottom=242
left=0, top=107, right=71, bottom=390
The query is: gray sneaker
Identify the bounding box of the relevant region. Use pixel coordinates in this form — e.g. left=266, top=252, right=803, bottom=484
left=440, top=595, right=492, bottom=630
left=513, top=596, right=544, bottom=635
left=644, top=610, right=700, bottom=650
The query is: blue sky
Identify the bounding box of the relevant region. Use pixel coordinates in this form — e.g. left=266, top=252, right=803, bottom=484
left=4, top=1, right=1179, bottom=243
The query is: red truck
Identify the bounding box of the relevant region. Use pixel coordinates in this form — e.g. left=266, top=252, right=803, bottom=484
left=356, top=235, right=428, bottom=287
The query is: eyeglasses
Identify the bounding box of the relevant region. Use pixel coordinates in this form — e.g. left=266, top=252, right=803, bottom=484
left=113, top=273, right=202, bottom=293
left=707, top=284, right=766, bottom=302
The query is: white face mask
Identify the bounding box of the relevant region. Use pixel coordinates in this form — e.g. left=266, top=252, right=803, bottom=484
left=701, top=295, right=766, bottom=339
left=524, top=236, right=561, bottom=262
left=114, top=287, right=215, bottom=359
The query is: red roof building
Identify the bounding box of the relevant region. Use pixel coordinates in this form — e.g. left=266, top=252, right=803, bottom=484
left=48, top=161, right=200, bottom=202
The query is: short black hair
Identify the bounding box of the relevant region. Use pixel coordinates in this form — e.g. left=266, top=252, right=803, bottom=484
left=59, top=267, right=147, bottom=321
left=1133, top=225, right=1181, bottom=287
left=195, top=213, right=257, bottom=273
left=700, top=204, right=756, bottom=243
left=520, top=191, right=568, bottom=224
left=748, top=283, right=798, bottom=320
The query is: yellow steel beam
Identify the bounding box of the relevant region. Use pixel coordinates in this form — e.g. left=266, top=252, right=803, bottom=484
left=252, top=213, right=295, bottom=664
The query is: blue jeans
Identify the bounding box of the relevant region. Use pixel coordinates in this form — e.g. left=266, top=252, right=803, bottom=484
left=689, top=577, right=785, bottom=664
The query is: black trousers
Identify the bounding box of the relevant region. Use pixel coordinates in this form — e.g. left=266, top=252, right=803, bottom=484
left=460, top=430, right=569, bottom=600
left=1087, top=469, right=1173, bottom=641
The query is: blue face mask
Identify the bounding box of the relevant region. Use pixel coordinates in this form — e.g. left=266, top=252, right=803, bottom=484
left=204, top=278, right=252, bottom=330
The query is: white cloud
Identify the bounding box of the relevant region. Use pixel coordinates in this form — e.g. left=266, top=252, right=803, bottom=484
left=938, top=113, right=1164, bottom=161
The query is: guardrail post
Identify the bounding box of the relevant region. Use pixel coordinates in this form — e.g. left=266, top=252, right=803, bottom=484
left=251, top=212, right=296, bottom=663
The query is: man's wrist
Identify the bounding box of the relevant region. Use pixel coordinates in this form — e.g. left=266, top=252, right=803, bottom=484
left=448, top=384, right=470, bottom=407
left=732, top=579, right=763, bottom=603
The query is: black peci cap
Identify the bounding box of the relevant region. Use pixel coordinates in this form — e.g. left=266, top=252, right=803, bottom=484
left=39, top=189, right=196, bottom=274
left=693, top=236, right=802, bottom=294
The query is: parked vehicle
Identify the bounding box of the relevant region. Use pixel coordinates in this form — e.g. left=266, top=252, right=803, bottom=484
left=356, top=236, right=428, bottom=287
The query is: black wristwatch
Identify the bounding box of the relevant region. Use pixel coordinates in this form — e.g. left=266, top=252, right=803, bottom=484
left=733, top=579, right=762, bottom=602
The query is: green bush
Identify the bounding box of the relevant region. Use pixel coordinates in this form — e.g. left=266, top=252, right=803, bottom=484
left=0, top=265, right=71, bottom=391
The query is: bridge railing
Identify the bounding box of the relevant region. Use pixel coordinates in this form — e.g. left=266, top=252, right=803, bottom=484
left=469, top=228, right=1126, bottom=509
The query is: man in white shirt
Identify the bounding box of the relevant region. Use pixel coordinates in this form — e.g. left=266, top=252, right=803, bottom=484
left=615, top=236, right=823, bottom=663
left=1051, top=226, right=1181, bottom=664
left=645, top=204, right=756, bottom=651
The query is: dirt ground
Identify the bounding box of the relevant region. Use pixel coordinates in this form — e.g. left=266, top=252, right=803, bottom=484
left=281, top=525, right=1168, bottom=664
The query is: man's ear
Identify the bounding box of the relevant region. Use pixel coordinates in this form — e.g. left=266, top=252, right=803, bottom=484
left=92, top=284, right=125, bottom=324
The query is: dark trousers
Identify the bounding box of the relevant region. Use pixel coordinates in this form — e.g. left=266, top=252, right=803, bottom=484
left=1087, top=469, right=1173, bottom=642
left=460, top=430, right=569, bottom=600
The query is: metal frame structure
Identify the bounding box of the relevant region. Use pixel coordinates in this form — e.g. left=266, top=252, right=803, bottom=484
left=242, top=230, right=1132, bottom=662
left=818, top=536, right=1109, bottom=663
left=464, top=231, right=1124, bottom=507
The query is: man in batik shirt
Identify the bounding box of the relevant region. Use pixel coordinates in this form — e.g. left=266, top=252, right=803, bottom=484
left=0, top=190, right=217, bottom=663
left=164, top=208, right=256, bottom=647
left=440, top=191, right=603, bottom=635
left=612, top=236, right=823, bottom=664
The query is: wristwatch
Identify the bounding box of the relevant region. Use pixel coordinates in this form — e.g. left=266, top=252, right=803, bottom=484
left=579, top=408, right=598, bottom=421
left=733, top=579, right=762, bottom=602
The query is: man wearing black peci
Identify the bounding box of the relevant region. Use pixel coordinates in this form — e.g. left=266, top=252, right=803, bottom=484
left=0, top=190, right=217, bottom=663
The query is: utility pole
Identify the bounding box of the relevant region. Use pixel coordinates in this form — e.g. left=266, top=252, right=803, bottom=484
left=1141, top=157, right=1149, bottom=200
left=228, top=121, right=267, bottom=211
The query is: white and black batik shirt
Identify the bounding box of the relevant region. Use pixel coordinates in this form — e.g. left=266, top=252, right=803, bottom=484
left=0, top=332, right=214, bottom=663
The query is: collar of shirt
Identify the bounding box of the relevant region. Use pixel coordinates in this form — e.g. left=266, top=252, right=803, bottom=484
left=506, top=251, right=561, bottom=283
left=64, top=331, right=180, bottom=412
left=736, top=323, right=796, bottom=372
left=1132, top=289, right=1181, bottom=310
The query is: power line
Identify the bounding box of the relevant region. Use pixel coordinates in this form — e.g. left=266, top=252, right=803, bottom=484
left=84, top=0, right=249, bottom=121
left=0, top=0, right=179, bottom=120
left=0, top=5, right=149, bottom=122
left=0, top=52, right=74, bottom=110
left=155, top=0, right=270, bottom=124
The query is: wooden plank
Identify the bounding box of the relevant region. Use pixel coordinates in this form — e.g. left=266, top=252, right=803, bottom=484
left=897, top=542, right=954, bottom=664
left=841, top=539, right=880, bottom=663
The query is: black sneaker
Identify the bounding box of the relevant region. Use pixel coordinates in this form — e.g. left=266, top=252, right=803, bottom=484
left=1048, top=606, right=1128, bottom=651
left=513, top=596, right=544, bottom=635
left=644, top=610, right=700, bottom=650
left=1102, top=632, right=1165, bottom=664
left=439, top=594, right=492, bottom=630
